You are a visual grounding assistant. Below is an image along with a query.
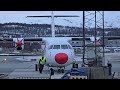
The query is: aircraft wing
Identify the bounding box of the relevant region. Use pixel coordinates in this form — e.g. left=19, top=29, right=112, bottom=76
left=0, top=38, right=13, bottom=41
left=0, top=37, right=44, bottom=49
left=0, top=38, right=43, bottom=42
left=24, top=38, right=42, bottom=41
left=71, top=37, right=91, bottom=41
left=69, top=37, right=91, bottom=47
left=103, top=36, right=120, bottom=40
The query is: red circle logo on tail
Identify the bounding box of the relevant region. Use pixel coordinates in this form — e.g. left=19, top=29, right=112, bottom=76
left=55, top=53, right=68, bottom=64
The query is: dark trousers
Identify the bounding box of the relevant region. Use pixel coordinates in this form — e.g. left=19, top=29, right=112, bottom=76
left=39, top=64, right=44, bottom=73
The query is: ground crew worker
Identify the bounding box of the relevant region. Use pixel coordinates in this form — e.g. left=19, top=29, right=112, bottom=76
left=39, top=56, right=46, bottom=73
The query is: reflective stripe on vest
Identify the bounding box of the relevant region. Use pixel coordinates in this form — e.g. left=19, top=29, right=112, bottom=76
left=40, top=57, right=46, bottom=65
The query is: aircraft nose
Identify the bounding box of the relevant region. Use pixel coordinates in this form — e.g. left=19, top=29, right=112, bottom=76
left=55, top=53, right=68, bottom=64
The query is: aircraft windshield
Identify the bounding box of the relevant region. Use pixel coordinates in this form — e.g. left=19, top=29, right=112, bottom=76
left=49, top=45, right=72, bottom=49
left=61, top=45, right=72, bottom=49
left=48, top=45, right=53, bottom=49
left=61, top=45, right=68, bottom=49
left=53, top=45, right=60, bottom=49
left=67, top=45, right=72, bottom=49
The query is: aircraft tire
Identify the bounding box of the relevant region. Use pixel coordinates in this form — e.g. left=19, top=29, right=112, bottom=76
left=61, top=69, right=64, bottom=73
left=58, top=69, right=61, bottom=73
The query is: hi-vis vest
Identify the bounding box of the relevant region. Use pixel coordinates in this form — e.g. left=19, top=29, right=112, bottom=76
left=39, top=57, right=46, bottom=65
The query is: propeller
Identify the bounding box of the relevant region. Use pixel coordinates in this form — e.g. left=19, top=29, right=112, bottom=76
left=15, top=38, right=24, bottom=48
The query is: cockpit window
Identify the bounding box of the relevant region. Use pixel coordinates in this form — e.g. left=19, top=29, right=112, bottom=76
left=61, top=45, right=68, bottom=49
left=67, top=45, right=72, bottom=49
left=53, top=45, right=60, bottom=49
left=48, top=45, right=53, bottom=49
left=49, top=45, right=72, bottom=49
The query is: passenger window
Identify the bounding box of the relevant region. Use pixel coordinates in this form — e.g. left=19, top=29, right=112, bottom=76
left=61, top=45, right=68, bottom=49
left=49, top=45, right=53, bottom=49
left=53, top=45, right=60, bottom=49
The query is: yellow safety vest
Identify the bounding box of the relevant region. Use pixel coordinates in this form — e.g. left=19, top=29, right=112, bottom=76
left=39, top=57, right=46, bottom=65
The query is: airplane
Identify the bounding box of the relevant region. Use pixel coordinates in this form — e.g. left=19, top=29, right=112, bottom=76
left=0, top=11, right=93, bottom=73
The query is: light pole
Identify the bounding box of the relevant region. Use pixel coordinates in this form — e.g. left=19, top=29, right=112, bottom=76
left=82, top=11, right=86, bottom=66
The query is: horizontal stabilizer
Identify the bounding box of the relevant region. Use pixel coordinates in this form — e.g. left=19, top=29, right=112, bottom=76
left=26, top=15, right=79, bottom=18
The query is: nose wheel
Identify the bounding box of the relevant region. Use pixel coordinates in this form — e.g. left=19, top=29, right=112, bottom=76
left=61, top=69, right=64, bottom=73
left=57, top=67, right=65, bottom=73
left=58, top=69, right=61, bottom=73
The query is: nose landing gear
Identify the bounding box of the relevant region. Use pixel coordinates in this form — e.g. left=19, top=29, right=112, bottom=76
left=58, top=67, right=65, bottom=73
left=61, top=69, right=64, bottom=73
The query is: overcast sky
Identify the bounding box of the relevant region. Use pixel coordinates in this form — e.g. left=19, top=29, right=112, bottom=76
left=0, top=11, right=120, bottom=28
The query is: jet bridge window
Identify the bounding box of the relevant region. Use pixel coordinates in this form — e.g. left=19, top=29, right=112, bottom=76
left=53, top=45, right=60, bottom=49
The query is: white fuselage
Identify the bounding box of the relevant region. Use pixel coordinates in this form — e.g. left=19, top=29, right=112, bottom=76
left=43, top=37, right=75, bottom=67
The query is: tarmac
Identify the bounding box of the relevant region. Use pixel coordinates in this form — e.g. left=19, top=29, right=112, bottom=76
left=0, top=53, right=120, bottom=79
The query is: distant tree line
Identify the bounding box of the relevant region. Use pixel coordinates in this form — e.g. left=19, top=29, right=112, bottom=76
left=0, top=23, right=120, bottom=38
